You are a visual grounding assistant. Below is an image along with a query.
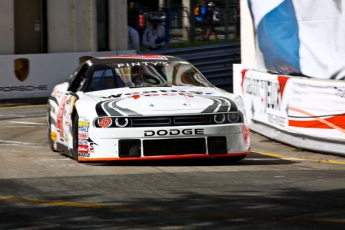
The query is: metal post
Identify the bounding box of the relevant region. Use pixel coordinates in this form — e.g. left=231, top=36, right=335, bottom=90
left=182, top=0, right=189, bottom=41
left=225, top=0, right=229, bottom=40
left=164, top=0, right=171, bottom=44
left=189, top=0, right=195, bottom=42
left=236, top=0, right=240, bottom=38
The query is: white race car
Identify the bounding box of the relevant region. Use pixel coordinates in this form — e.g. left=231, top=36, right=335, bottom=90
left=47, top=55, right=250, bottom=162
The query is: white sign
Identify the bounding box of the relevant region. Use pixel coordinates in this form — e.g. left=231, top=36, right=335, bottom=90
left=234, top=65, right=345, bottom=155
left=0, top=50, right=135, bottom=100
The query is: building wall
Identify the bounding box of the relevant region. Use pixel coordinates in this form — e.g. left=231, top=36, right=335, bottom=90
left=109, top=0, right=128, bottom=51
left=0, top=0, right=128, bottom=55
left=47, top=0, right=97, bottom=53
left=0, top=0, right=14, bottom=54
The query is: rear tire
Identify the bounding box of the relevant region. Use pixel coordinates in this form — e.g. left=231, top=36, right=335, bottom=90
left=72, top=113, right=79, bottom=161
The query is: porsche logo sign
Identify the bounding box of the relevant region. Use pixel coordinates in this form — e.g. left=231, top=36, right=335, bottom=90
left=14, top=58, right=29, bottom=82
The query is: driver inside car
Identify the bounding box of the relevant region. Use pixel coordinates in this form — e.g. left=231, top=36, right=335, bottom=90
left=131, top=74, right=145, bottom=86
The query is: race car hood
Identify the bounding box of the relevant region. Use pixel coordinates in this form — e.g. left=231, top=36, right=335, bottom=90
left=84, top=86, right=237, bottom=116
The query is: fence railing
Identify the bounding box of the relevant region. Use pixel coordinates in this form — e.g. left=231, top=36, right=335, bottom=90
left=142, top=4, right=240, bottom=43
left=143, top=42, right=241, bottom=92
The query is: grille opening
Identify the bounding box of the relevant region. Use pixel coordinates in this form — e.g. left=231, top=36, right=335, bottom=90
left=208, top=136, right=227, bottom=154
left=174, top=116, right=211, bottom=125
left=131, top=118, right=171, bottom=127
left=119, top=139, right=141, bottom=157
left=143, top=138, right=206, bottom=156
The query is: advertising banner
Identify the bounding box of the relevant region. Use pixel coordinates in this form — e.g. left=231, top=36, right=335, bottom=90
left=0, top=50, right=135, bottom=100
left=234, top=66, right=345, bottom=152
left=247, top=0, right=345, bottom=80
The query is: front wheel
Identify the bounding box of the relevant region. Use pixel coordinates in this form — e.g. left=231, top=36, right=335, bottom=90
left=72, top=113, right=79, bottom=161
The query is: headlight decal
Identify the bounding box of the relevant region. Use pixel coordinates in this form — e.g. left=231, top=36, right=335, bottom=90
left=227, top=113, right=240, bottom=123
left=97, top=117, right=113, bottom=128
left=213, top=114, right=226, bottom=124
left=115, top=118, right=129, bottom=127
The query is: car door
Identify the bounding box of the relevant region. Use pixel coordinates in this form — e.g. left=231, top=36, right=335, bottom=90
left=53, top=63, right=90, bottom=148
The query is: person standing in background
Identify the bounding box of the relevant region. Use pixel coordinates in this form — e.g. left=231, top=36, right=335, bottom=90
left=128, top=22, right=140, bottom=53
left=195, top=0, right=209, bottom=40
left=142, top=16, right=166, bottom=50
left=128, top=2, right=139, bottom=30
left=204, top=2, right=217, bottom=40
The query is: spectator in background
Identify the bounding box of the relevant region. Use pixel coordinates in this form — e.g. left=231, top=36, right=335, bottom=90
left=195, top=0, right=208, bottom=23
left=142, top=16, right=166, bottom=50
left=128, top=20, right=140, bottom=53
left=128, top=2, right=139, bottom=30
left=195, top=0, right=209, bottom=41
left=204, top=2, right=217, bottom=40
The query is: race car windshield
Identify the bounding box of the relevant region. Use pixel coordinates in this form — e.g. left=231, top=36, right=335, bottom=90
left=86, top=61, right=213, bottom=92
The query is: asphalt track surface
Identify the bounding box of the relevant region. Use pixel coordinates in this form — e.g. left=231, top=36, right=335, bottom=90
left=0, top=104, right=344, bottom=230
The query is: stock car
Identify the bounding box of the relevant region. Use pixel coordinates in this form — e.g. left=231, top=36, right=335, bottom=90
left=47, top=55, right=250, bottom=162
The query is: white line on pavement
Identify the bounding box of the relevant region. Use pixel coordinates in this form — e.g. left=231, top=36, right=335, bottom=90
left=0, top=140, right=35, bottom=145
left=8, top=121, right=45, bottom=125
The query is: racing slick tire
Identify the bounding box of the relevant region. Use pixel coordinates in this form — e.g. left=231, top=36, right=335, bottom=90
left=47, top=109, right=58, bottom=152
left=72, top=113, right=79, bottom=161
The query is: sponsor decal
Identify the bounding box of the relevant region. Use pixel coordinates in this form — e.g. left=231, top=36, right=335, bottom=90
left=242, top=125, right=250, bottom=145
left=88, top=138, right=98, bottom=152
left=129, top=92, right=194, bottom=99
left=144, top=129, right=204, bottom=137
left=78, top=133, right=88, bottom=139
left=79, top=116, right=89, bottom=121
left=79, top=126, right=89, bottom=133
left=78, top=121, right=89, bottom=127
left=0, top=85, right=47, bottom=92
left=78, top=121, right=90, bottom=132
left=78, top=152, right=90, bottom=157
left=116, top=61, right=169, bottom=68
left=78, top=139, right=88, bottom=145
left=97, top=117, right=113, bottom=128
left=78, top=145, right=88, bottom=153
left=14, top=58, right=29, bottom=82
left=51, top=132, right=57, bottom=141
left=89, top=143, right=95, bottom=152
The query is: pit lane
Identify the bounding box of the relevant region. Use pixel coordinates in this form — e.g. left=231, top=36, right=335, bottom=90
left=0, top=105, right=344, bottom=230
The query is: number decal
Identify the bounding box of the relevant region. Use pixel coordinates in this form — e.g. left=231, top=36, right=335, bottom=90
left=98, top=118, right=113, bottom=128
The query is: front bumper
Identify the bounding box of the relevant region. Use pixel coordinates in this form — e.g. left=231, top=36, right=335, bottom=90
left=78, top=124, right=250, bottom=161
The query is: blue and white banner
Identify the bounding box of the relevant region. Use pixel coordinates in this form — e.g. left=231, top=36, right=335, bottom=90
left=248, top=0, right=345, bottom=80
